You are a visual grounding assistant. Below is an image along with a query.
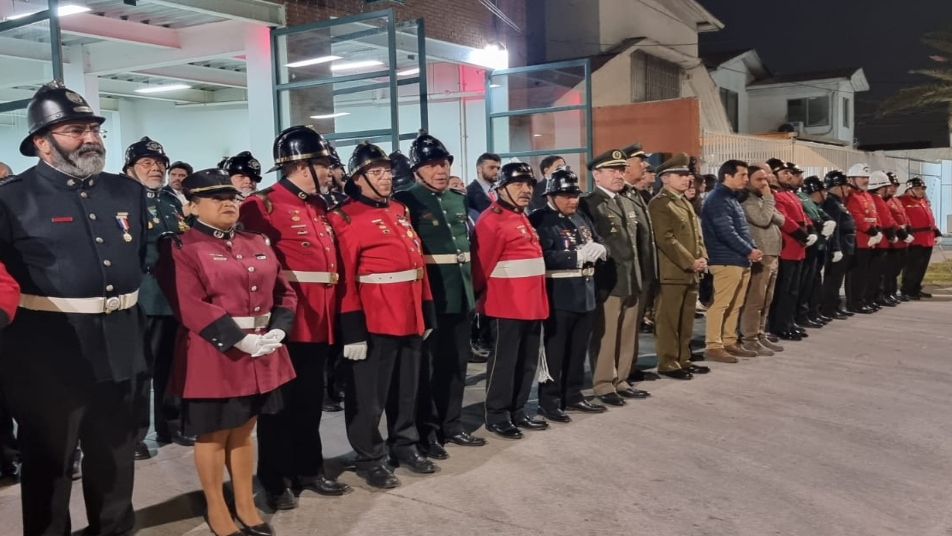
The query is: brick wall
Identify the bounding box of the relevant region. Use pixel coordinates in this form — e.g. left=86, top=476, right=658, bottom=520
left=276, top=0, right=527, bottom=65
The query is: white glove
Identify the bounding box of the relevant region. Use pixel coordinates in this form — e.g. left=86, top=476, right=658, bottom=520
left=821, top=220, right=836, bottom=237
left=904, top=233, right=915, bottom=244
left=423, top=329, right=433, bottom=340
left=576, top=242, right=597, bottom=264
left=888, top=235, right=898, bottom=244
left=261, top=329, right=286, bottom=343
left=234, top=334, right=280, bottom=358
left=832, top=251, right=844, bottom=263
left=589, top=242, right=608, bottom=261
left=805, top=234, right=818, bottom=247
left=343, top=342, right=368, bottom=361
left=868, top=232, right=883, bottom=246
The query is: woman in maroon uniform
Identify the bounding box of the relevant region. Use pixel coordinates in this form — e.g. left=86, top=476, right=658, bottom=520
left=156, top=169, right=296, bottom=536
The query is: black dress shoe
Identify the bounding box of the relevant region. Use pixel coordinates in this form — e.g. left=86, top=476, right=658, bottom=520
left=765, top=333, right=780, bottom=343
left=832, top=311, right=849, bottom=320
left=876, top=299, right=898, bottom=307
left=598, top=392, right=627, bottom=406
left=775, top=331, right=802, bottom=341
left=898, top=293, right=910, bottom=302
left=445, top=431, right=487, bottom=446
left=627, top=368, right=646, bottom=383
left=538, top=407, right=572, bottom=423
left=847, top=305, right=872, bottom=314
left=357, top=464, right=400, bottom=488
left=265, top=488, right=298, bottom=510
left=919, top=291, right=933, bottom=299
left=686, top=364, right=710, bottom=374
left=322, top=401, right=344, bottom=412
left=838, top=308, right=855, bottom=316
left=565, top=400, right=607, bottom=413
left=797, top=319, right=823, bottom=329
left=419, top=441, right=449, bottom=460
left=157, top=431, right=196, bottom=447
left=298, top=475, right=351, bottom=496
left=617, top=388, right=650, bottom=399
left=134, top=442, right=152, bottom=461
left=513, top=416, right=549, bottom=430
left=71, top=448, right=82, bottom=481
left=390, top=450, right=437, bottom=474
left=816, top=314, right=833, bottom=323
left=486, top=422, right=523, bottom=440
left=658, top=369, right=693, bottom=380
left=237, top=517, right=274, bottom=536
left=689, top=352, right=705, bottom=361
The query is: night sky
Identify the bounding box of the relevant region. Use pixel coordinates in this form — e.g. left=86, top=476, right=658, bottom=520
left=698, top=1, right=952, bottom=148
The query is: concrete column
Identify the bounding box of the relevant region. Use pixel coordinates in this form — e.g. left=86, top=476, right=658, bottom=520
left=244, top=23, right=276, bottom=185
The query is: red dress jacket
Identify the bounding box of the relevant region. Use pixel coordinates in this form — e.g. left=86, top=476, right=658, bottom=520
left=846, top=190, right=881, bottom=249
left=871, top=195, right=897, bottom=248
left=327, top=196, right=436, bottom=344
left=884, top=195, right=909, bottom=249
left=472, top=200, right=548, bottom=320
left=774, top=189, right=809, bottom=261
left=240, top=179, right=338, bottom=344
left=0, top=260, right=19, bottom=330
left=156, top=223, right=297, bottom=399
left=901, top=194, right=939, bottom=247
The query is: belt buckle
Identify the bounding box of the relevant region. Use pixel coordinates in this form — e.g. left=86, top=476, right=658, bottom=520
left=254, top=315, right=269, bottom=330
left=456, top=253, right=467, bottom=263
left=415, top=268, right=424, bottom=280
left=330, top=272, right=339, bottom=285
left=104, top=296, right=121, bottom=313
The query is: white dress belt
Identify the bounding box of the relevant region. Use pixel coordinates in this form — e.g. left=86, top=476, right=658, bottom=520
left=233, top=313, right=272, bottom=330
left=490, top=258, right=546, bottom=279
left=19, top=290, right=139, bottom=314
left=545, top=267, right=595, bottom=279
left=357, top=268, right=424, bottom=284
left=283, top=270, right=339, bottom=284
left=424, top=252, right=471, bottom=264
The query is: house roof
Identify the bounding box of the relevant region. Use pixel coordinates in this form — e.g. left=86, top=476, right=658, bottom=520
left=700, top=49, right=754, bottom=69
left=749, top=68, right=864, bottom=87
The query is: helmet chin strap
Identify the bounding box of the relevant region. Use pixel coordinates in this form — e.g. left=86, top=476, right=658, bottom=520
left=499, top=183, right=518, bottom=207
left=360, top=172, right=388, bottom=200
left=307, top=161, right=326, bottom=195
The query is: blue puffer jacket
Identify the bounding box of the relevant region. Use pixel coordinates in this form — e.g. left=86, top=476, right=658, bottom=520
left=700, top=182, right=756, bottom=267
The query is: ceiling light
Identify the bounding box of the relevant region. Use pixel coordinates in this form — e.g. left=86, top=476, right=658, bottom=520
left=6, top=4, right=91, bottom=20
left=330, top=60, right=384, bottom=72
left=396, top=68, right=420, bottom=77
left=489, top=84, right=502, bottom=88
left=285, top=55, right=341, bottom=68
left=135, top=84, right=192, bottom=94
left=310, top=112, right=350, bottom=119
left=533, top=134, right=542, bottom=137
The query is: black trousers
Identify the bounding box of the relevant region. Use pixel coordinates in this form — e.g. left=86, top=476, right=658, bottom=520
left=1, top=367, right=137, bottom=536
left=864, top=249, right=887, bottom=304
left=136, top=315, right=181, bottom=442
left=539, top=309, right=592, bottom=412
left=883, top=248, right=906, bottom=297
left=417, top=311, right=472, bottom=443
left=257, top=342, right=328, bottom=493
left=796, top=247, right=820, bottom=322
left=901, top=246, right=933, bottom=295
left=821, top=253, right=851, bottom=316
left=769, top=259, right=802, bottom=333
left=484, top=318, right=541, bottom=426
left=324, top=342, right=344, bottom=404
left=344, top=334, right=421, bottom=469
left=847, top=248, right=874, bottom=308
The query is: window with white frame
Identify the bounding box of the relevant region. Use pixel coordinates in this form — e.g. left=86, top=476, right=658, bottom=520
left=787, top=96, right=830, bottom=127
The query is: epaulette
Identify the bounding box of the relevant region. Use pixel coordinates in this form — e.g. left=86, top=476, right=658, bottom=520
left=329, top=206, right=351, bottom=224
left=490, top=205, right=502, bottom=214
left=250, top=187, right=275, bottom=214
left=0, top=175, right=22, bottom=188
left=157, top=231, right=183, bottom=249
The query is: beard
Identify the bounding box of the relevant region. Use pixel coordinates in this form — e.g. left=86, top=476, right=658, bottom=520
left=47, top=135, right=106, bottom=178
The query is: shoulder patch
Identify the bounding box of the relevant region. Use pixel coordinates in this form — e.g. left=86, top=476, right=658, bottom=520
left=491, top=205, right=502, bottom=214
left=329, top=207, right=351, bottom=224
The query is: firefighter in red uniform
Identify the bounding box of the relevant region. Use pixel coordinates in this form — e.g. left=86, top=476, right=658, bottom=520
left=843, top=164, right=884, bottom=314
left=156, top=168, right=297, bottom=536
left=0, top=260, right=20, bottom=484
left=867, top=171, right=900, bottom=308
left=240, top=126, right=351, bottom=511
left=766, top=159, right=817, bottom=341
left=900, top=177, right=941, bottom=299
left=883, top=172, right=915, bottom=302
left=472, top=162, right=550, bottom=440
left=328, top=142, right=438, bottom=490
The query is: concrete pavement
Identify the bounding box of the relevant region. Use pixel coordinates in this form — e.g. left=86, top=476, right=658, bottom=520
left=2, top=296, right=952, bottom=535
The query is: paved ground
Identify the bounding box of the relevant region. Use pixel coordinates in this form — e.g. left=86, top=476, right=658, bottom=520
left=2, top=292, right=952, bottom=536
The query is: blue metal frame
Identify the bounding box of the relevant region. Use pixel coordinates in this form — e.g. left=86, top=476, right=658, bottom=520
left=270, top=9, right=430, bottom=147
left=485, top=58, right=593, bottom=171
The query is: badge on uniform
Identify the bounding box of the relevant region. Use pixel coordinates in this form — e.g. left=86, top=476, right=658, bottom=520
left=372, top=218, right=390, bottom=234
left=255, top=253, right=267, bottom=260
left=209, top=253, right=227, bottom=261
left=580, top=226, right=593, bottom=242
left=115, top=212, right=133, bottom=242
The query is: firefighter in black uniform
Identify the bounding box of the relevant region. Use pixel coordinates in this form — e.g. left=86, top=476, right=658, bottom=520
left=820, top=170, right=856, bottom=319
left=0, top=81, right=148, bottom=536
left=529, top=167, right=608, bottom=422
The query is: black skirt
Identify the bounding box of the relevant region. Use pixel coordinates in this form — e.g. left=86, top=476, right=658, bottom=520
left=181, top=389, right=284, bottom=437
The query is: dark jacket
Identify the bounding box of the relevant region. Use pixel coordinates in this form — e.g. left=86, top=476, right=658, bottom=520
left=579, top=187, right=642, bottom=299
left=700, top=182, right=755, bottom=267
left=824, top=193, right=856, bottom=255
left=529, top=205, right=597, bottom=313
left=465, top=179, right=493, bottom=218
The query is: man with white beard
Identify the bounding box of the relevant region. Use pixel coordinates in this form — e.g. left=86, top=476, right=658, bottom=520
left=0, top=81, right=148, bottom=535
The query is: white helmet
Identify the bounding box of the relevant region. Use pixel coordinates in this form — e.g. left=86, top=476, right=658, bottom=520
left=868, top=170, right=891, bottom=191
left=846, top=163, right=870, bottom=177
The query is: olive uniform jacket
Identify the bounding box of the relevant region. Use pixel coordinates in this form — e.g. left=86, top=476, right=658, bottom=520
left=648, top=188, right=707, bottom=284
left=579, top=187, right=641, bottom=300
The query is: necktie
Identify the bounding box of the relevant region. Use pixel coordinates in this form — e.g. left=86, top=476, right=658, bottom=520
left=488, top=189, right=497, bottom=201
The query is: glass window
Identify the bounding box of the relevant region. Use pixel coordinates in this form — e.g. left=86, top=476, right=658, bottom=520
left=843, top=97, right=851, bottom=128
left=719, top=88, right=739, bottom=132
left=786, top=97, right=830, bottom=127
left=487, top=64, right=587, bottom=114
left=631, top=51, right=681, bottom=103
left=275, top=16, right=392, bottom=86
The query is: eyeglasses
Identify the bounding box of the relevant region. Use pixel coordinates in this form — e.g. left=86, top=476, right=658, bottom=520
left=135, top=158, right=166, bottom=169
left=51, top=125, right=106, bottom=139
left=365, top=168, right=392, bottom=178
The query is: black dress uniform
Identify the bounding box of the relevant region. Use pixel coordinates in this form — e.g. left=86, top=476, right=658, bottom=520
left=820, top=171, right=856, bottom=317
left=529, top=176, right=598, bottom=417
left=0, top=80, right=147, bottom=536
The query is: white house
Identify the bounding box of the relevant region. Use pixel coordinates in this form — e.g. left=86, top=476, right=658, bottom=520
left=705, top=50, right=870, bottom=146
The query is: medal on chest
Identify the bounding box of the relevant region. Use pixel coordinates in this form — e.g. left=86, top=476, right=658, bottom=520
left=115, top=212, right=133, bottom=242
left=559, top=229, right=577, bottom=250
left=579, top=225, right=593, bottom=243
left=372, top=218, right=390, bottom=234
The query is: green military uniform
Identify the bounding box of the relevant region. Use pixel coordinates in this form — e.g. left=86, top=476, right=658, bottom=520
left=141, top=188, right=187, bottom=315
left=797, top=190, right=831, bottom=249
left=648, top=153, right=707, bottom=374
